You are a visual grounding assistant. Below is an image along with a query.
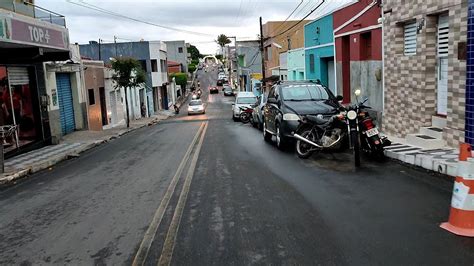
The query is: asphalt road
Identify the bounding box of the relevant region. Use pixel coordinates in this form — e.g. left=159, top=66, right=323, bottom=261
left=1, top=67, right=473, bottom=265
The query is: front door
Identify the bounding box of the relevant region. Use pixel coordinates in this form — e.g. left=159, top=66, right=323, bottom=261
left=437, top=14, right=449, bottom=116
left=56, top=73, right=75, bottom=135
left=99, top=87, right=107, bottom=126
left=327, top=59, right=335, bottom=94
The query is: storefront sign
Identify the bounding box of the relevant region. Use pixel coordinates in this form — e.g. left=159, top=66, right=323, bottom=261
left=0, top=12, right=68, bottom=50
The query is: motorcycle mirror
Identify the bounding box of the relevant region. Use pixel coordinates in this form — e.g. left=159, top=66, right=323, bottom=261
left=354, top=89, right=361, bottom=97
left=335, top=95, right=343, bottom=101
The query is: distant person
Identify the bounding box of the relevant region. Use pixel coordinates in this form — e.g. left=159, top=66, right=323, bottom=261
left=141, top=103, right=146, bottom=118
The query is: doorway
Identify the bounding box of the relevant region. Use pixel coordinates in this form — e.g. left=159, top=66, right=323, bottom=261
left=99, top=87, right=107, bottom=126
left=437, top=14, right=449, bottom=116
left=327, top=59, right=335, bottom=94
left=341, top=36, right=351, bottom=103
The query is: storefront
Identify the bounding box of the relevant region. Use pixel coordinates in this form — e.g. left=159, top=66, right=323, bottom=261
left=0, top=6, right=70, bottom=157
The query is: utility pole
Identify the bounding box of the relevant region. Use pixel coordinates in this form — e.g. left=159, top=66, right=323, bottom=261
left=259, top=16, right=266, bottom=92
left=114, top=35, right=118, bottom=57
left=98, top=38, right=102, bottom=61
left=229, top=36, right=239, bottom=91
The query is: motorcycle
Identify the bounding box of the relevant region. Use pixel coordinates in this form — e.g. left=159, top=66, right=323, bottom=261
left=239, top=106, right=254, bottom=124
left=343, top=89, right=391, bottom=167
left=173, top=104, right=180, bottom=114
left=293, top=113, right=347, bottom=159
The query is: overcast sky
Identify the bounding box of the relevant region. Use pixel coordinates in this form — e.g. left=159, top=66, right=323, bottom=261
left=36, top=0, right=352, bottom=54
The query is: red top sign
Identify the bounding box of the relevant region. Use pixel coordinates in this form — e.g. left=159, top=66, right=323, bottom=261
left=11, top=19, right=68, bottom=49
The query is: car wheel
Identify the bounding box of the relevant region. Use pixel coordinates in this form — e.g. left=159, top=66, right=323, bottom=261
left=263, top=120, right=272, bottom=142
left=276, top=123, right=288, bottom=150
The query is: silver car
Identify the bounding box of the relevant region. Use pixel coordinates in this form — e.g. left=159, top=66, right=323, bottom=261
left=187, top=99, right=205, bottom=115
left=232, top=92, right=257, bottom=122
left=251, top=94, right=266, bottom=130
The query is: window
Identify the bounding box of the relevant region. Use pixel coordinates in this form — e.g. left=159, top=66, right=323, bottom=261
left=151, top=59, right=158, bottom=72
left=88, top=89, right=95, bottom=105
left=265, top=46, right=272, bottom=61
left=178, top=47, right=183, bottom=53
left=437, top=14, right=449, bottom=57
left=236, top=97, right=257, bottom=104
left=404, top=21, right=417, bottom=55
left=138, top=60, right=147, bottom=72
left=309, top=54, right=315, bottom=73
left=160, top=60, right=167, bottom=72
left=360, top=32, right=372, bottom=60
left=282, top=85, right=329, bottom=101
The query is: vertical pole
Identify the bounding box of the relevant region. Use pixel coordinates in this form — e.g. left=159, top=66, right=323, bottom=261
left=98, top=38, right=102, bottom=61
left=114, top=36, right=118, bottom=57
left=0, top=133, right=4, bottom=174
left=259, top=17, right=266, bottom=92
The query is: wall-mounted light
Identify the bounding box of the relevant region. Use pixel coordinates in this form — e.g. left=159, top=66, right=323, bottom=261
left=316, top=27, right=320, bottom=35
left=417, top=18, right=425, bottom=33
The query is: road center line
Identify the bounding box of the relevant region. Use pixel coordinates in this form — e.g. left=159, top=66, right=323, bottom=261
left=132, top=122, right=205, bottom=266
left=158, top=121, right=209, bottom=266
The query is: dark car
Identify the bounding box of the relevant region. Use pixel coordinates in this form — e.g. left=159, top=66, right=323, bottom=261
left=210, top=86, right=219, bottom=94
left=262, top=81, right=343, bottom=150
left=223, top=85, right=234, bottom=96
left=251, top=94, right=266, bottom=130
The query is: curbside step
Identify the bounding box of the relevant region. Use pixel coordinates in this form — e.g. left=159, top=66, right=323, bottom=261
left=406, top=134, right=446, bottom=149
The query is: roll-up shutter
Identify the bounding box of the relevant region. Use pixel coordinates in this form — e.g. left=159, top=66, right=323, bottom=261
left=56, top=73, right=76, bottom=135
left=8, top=67, right=29, bottom=85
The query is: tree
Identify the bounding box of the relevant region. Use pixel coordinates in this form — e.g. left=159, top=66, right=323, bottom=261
left=188, top=45, right=202, bottom=60
left=111, top=57, right=146, bottom=128
left=216, top=34, right=231, bottom=56
left=170, top=72, right=187, bottom=87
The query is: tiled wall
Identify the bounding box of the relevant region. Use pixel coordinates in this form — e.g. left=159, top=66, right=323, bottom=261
left=383, top=0, right=467, bottom=147
left=467, top=0, right=474, bottom=145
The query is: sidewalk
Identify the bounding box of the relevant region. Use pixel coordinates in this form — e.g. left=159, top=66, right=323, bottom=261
left=0, top=112, right=173, bottom=186
left=384, top=135, right=474, bottom=177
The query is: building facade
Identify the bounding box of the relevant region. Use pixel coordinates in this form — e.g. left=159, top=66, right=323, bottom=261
left=333, top=1, right=383, bottom=112
left=164, top=40, right=189, bottom=73
left=236, top=40, right=262, bottom=91
left=0, top=0, right=71, bottom=155
left=383, top=0, right=467, bottom=148
left=44, top=45, right=87, bottom=143
left=79, top=40, right=169, bottom=113
left=304, top=15, right=336, bottom=93
left=467, top=0, right=474, bottom=145
left=262, top=20, right=309, bottom=79
left=287, top=48, right=305, bottom=80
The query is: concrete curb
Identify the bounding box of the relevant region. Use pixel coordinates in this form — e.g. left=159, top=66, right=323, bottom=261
left=0, top=116, right=167, bottom=187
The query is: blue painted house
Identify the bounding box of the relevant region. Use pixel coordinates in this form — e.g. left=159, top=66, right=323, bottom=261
left=287, top=48, right=305, bottom=80
left=304, top=14, right=336, bottom=93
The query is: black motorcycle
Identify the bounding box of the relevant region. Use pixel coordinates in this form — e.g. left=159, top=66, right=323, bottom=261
left=293, top=113, right=346, bottom=159
left=343, top=91, right=390, bottom=167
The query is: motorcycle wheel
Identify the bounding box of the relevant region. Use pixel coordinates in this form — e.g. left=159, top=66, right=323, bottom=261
left=351, top=131, right=361, bottom=167
left=296, top=129, right=314, bottom=159
left=240, top=113, right=250, bottom=124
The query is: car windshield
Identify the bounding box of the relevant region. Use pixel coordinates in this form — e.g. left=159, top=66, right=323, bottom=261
left=236, top=97, right=256, bottom=104
left=224, top=87, right=232, bottom=91
left=189, top=100, right=202, bottom=106
left=281, top=85, right=330, bottom=101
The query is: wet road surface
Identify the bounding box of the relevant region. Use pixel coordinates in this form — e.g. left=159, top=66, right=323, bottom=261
left=1, top=67, right=473, bottom=265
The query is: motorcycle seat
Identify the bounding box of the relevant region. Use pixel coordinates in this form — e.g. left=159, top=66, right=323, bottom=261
left=306, top=115, right=329, bottom=125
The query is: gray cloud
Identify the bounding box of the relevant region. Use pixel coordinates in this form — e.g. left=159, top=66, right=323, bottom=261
left=36, top=0, right=351, bottom=53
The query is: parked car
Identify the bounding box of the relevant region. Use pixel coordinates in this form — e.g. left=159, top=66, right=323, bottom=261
left=232, top=92, right=257, bottom=121
left=188, top=99, right=205, bottom=115
left=218, top=72, right=227, bottom=80
left=210, top=86, right=219, bottom=94
left=262, top=81, right=342, bottom=150
left=223, top=86, right=234, bottom=96
left=251, top=94, right=267, bottom=130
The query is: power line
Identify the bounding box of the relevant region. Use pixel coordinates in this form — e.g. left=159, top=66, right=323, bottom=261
left=269, top=0, right=304, bottom=36
left=235, top=0, right=244, bottom=24
left=66, top=0, right=214, bottom=37
left=270, top=0, right=325, bottom=39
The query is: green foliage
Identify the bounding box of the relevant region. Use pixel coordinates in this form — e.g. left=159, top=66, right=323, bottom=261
left=170, top=72, right=188, bottom=87
left=188, top=45, right=202, bottom=60
left=216, top=34, right=231, bottom=48
left=191, top=59, right=199, bottom=65
left=111, top=57, right=146, bottom=89
left=188, top=64, right=197, bottom=73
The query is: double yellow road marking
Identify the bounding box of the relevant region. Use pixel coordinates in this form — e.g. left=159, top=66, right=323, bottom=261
left=132, top=122, right=208, bottom=266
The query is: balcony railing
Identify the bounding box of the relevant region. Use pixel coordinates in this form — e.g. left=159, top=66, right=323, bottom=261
left=0, top=1, right=66, bottom=27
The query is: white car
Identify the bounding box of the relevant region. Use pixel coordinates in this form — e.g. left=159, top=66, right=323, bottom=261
left=232, top=92, right=257, bottom=121
left=188, top=99, right=205, bottom=115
